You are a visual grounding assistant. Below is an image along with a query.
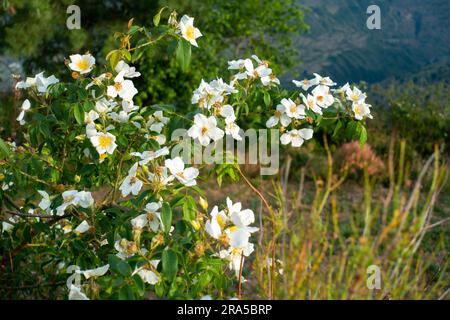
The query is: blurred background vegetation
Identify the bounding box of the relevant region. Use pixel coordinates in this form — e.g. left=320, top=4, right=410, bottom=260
left=1, top=0, right=448, bottom=156
left=0, top=0, right=448, bottom=299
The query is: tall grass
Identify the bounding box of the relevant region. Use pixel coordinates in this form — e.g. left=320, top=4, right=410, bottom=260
left=253, top=138, right=449, bottom=299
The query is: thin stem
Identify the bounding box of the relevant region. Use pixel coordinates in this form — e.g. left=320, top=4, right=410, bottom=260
left=237, top=252, right=244, bottom=299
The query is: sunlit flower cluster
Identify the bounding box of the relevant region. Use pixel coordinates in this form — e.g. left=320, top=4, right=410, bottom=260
left=6, top=10, right=377, bottom=301
left=266, top=73, right=373, bottom=148
left=204, top=197, right=258, bottom=278
left=68, top=264, right=110, bottom=300
left=188, top=78, right=241, bottom=145
left=15, top=72, right=59, bottom=125
left=344, top=85, right=373, bottom=120
left=228, top=55, right=280, bottom=87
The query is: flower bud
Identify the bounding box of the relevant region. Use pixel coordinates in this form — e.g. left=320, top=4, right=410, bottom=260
left=191, top=220, right=201, bottom=231
left=168, top=10, right=178, bottom=28
left=127, top=241, right=138, bottom=254
left=141, top=165, right=150, bottom=176
left=151, top=233, right=164, bottom=249
left=99, top=153, right=108, bottom=163
left=75, top=134, right=86, bottom=141
left=199, top=197, right=208, bottom=211
left=71, top=72, right=80, bottom=80
left=195, top=243, right=205, bottom=257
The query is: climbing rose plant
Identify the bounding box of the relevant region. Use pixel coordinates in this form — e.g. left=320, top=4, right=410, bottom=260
left=0, top=9, right=371, bottom=300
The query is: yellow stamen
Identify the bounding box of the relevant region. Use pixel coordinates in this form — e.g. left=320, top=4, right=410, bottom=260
left=290, top=106, right=297, bottom=114
left=185, top=25, right=195, bottom=40
left=76, top=59, right=89, bottom=71
left=98, top=135, right=112, bottom=149
left=114, top=82, right=122, bottom=91
left=217, top=216, right=226, bottom=229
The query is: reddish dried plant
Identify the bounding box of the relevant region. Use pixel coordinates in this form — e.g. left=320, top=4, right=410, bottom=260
left=336, top=141, right=384, bottom=175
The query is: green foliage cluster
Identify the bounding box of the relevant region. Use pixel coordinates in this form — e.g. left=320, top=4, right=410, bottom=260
left=1, top=0, right=307, bottom=107
left=369, top=81, right=450, bottom=156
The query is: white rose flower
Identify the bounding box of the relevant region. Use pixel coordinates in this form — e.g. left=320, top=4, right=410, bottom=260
left=280, top=128, right=314, bottom=148
left=68, top=53, right=96, bottom=74
left=107, top=70, right=138, bottom=101
left=266, top=104, right=292, bottom=128
left=119, top=163, right=143, bottom=197
left=37, top=190, right=51, bottom=211
left=282, top=98, right=306, bottom=119
left=165, top=157, right=199, bottom=186
left=179, top=15, right=202, bottom=47
left=292, top=77, right=319, bottom=91
left=74, top=220, right=90, bottom=234
left=16, top=99, right=31, bottom=125
left=130, top=147, right=169, bottom=165
left=80, top=264, right=109, bottom=279
left=115, top=60, right=141, bottom=78
left=90, top=132, right=117, bottom=155
left=187, top=114, right=224, bottom=146
left=312, top=85, right=335, bottom=108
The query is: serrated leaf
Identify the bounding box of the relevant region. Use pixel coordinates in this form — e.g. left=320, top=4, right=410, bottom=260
left=161, top=202, right=172, bottom=233
left=175, top=40, right=191, bottom=72
left=73, top=104, right=84, bottom=125
left=153, top=7, right=167, bottom=27
left=162, top=249, right=178, bottom=282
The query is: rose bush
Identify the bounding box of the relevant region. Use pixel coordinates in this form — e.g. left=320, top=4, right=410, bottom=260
left=0, top=9, right=371, bottom=299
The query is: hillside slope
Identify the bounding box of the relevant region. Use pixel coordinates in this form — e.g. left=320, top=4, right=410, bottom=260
left=294, top=0, right=450, bottom=84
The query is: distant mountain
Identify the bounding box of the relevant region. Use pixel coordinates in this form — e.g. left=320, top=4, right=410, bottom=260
left=293, top=0, right=450, bottom=85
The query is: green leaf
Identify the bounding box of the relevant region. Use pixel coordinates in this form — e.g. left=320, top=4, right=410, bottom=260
left=345, top=121, right=358, bottom=139
left=359, top=124, right=368, bottom=149
left=155, top=282, right=165, bottom=297
left=119, top=285, right=135, bottom=300
left=161, top=202, right=172, bottom=233
left=120, top=49, right=131, bottom=62
left=162, top=249, right=178, bottom=282
left=127, top=25, right=140, bottom=35
left=263, top=91, right=271, bottom=107
left=0, top=137, right=11, bottom=160
left=107, top=50, right=122, bottom=69
left=83, top=100, right=94, bottom=112
left=108, top=254, right=132, bottom=277
left=333, top=120, right=342, bottom=137
left=153, top=7, right=167, bottom=27
left=182, top=196, right=196, bottom=221
left=175, top=40, right=191, bottom=72
left=73, top=104, right=84, bottom=125
left=133, top=274, right=145, bottom=297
